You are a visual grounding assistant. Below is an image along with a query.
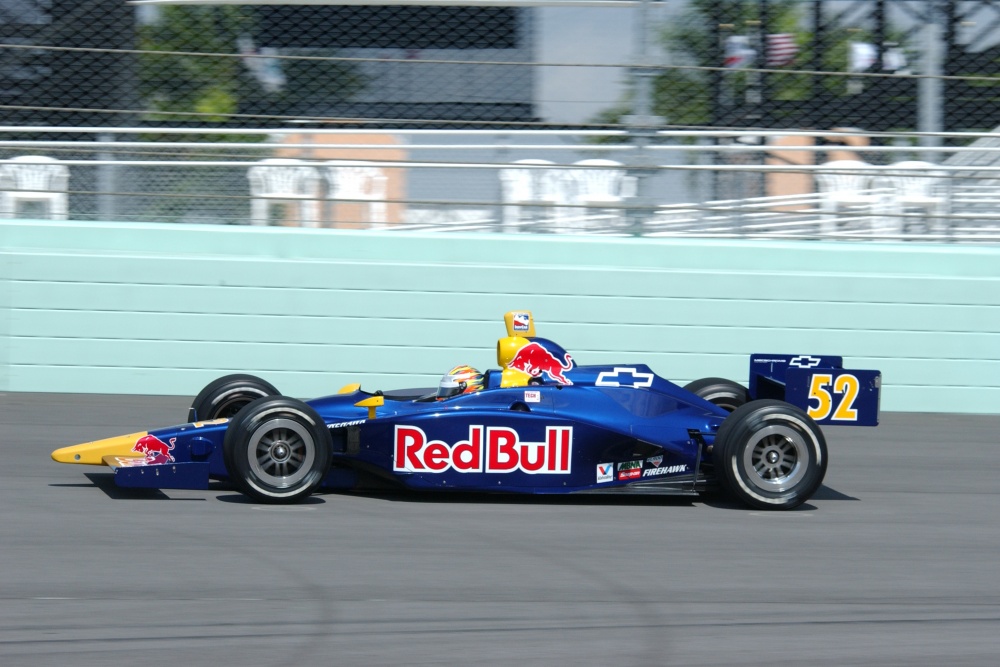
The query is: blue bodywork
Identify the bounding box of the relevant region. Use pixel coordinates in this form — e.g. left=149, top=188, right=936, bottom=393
left=111, top=344, right=880, bottom=495
left=117, top=362, right=729, bottom=496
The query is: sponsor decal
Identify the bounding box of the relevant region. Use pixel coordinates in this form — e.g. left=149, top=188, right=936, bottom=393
left=328, top=419, right=366, bottom=430
left=507, top=342, right=574, bottom=385
left=617, top=459, right=642, bottom=481
left=512, top=312, right=531, bottom=331
left=789, top=355, right=822, bottom=369
left=595, top=367, right=654, bottom=388
left=394, top=425, right=572, bottom=475
left=596, top=462, right=614, bottom=483
left=642, top=464, right=689, bottom=478
left=524, top=390, right=541, bottom=403
left=646, top=455, right=663, bottom=467
left=131, top=434, right=176, bottom=465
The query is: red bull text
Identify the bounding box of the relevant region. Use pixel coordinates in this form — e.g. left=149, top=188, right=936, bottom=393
left=394, top=425, right=572, bottom=474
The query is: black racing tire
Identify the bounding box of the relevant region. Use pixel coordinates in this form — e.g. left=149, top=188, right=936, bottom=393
left=189, top=374, right=280, bottom=422
left=713, top=399, right=827, bottom=511
left=223, top=396, right=332, bottom=503
left=683, top=377, right=750, bottom=413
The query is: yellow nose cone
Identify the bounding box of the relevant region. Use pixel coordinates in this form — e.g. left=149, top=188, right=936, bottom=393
left=51, top=432, right=148, bottom=465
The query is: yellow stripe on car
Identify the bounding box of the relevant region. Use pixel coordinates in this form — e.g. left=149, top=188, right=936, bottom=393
left=50, top=432, right=148, bottom=465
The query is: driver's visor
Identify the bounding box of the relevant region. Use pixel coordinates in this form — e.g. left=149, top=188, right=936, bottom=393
left=436, top=379, right=466, bottom=399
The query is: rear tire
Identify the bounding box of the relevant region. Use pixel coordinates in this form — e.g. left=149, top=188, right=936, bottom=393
left=684, top=377, right=750, bottom=413
left=713, top=400, right=827, bottom=510
left=223, top=396, right=332, bottom=503
left=189, top=374, right=280, bottom=422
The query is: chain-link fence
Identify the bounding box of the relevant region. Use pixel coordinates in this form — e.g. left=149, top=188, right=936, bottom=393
left=4, top=1, right=1000, bottom=131
left=2, top=1, right=1000, bottom=241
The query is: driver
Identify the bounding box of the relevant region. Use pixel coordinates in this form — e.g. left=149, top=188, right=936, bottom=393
left=436, top=365, right=485, bottom=400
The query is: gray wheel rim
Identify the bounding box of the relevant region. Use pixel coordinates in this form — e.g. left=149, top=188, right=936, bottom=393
left=702, top=390, right=742, bottom=413
left=214, top=396, right=250, bottom=419
left=741, top=424, right=809, bottom=492
left=247, top=418, right=315, bottom=488
left=212, top=387, right=268, bottom=419
left=712, top=397, right=741, bottom=412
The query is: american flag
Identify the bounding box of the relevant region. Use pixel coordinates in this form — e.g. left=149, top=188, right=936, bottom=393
left=766, top=34, right=798, bottom=67
left=726, top=34, right=799, bottom=68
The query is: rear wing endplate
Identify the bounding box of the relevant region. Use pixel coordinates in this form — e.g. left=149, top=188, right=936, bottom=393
left=750, top=354, right=881, bottom=427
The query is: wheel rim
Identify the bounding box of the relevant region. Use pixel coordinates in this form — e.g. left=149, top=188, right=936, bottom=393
left=741, top=424, right=809, bottom=492
left=702, top=390, right=743, bottom=413
left=212, top=387, right=269, bottom=419
left=215, top=397, right=251, bottom=419
left=714, top=398, right=741, bottom=412
left=247, top=418, right=315, bottom=488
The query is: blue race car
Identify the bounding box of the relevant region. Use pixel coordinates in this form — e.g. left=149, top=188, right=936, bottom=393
left=52, top=311, right=881, bottom=510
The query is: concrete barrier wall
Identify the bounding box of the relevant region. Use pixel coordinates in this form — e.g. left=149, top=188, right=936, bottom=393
left=2, top=220, right=998, bottom=413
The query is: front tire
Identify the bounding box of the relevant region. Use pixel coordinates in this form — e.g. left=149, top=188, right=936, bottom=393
left=713, top=400, right=827, bottom=510
left=189, top=374, right=280, bottom=422
left=684, top=377, right=750, bottom=413
left=223, top=396, right=332, bottom=503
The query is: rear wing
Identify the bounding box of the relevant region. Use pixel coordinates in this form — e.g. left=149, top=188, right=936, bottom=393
left=750, top=354, right=881, bottom=426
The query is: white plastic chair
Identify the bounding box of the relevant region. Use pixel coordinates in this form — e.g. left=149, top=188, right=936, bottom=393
left=325, top=162, right=388, bottom=228
left=815, top=160, right=883, bottom=236
left=567, top=159, right=636, bottom=231
left=882, top=161, right=947, bottom=235
left=0, top=156, right=69, bottom=220
left=498, top=159, right=567, bottom=233
left=247, top=158, right=321, bottom=227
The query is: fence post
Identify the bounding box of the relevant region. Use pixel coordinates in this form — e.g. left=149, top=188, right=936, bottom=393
left=622, top=0, right=665, bottom=236
left=97, top=133, right=116, bottom=221
left=919, top=0, right=945, bottom=163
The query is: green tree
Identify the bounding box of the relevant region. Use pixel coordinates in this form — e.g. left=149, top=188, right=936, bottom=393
left=596, top=1, right=899, bottom=127
left=138, top=7, right=249, bottom=121
left=656, top=0, right=804, bottom=126
left=138, top=7, right=364, bottom=123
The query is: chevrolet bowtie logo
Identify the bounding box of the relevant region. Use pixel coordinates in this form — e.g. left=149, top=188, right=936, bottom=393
left=789, top=355, right=822, bottom=368
left=595, top=367, right=654, bottom=388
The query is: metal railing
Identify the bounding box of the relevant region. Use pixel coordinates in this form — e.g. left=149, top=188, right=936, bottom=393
left=1, top=126, right=999, bottom=242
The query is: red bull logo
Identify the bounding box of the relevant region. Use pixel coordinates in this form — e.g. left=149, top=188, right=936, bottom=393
left=507, top=342, right=574, bottom=385
left=394, top=425, right=572, bottom=474
left=132, top=434, right=177, bottom=465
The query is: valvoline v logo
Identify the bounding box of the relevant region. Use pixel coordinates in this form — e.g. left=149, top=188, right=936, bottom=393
left=507, top=341, right=574, bottom=385
left=394, top=425, right=572, bottom=474
left=132, top=434, right=176, bottom=465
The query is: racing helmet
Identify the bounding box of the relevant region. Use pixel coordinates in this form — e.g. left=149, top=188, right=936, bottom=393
left=436, top=365, right=484, bottom=399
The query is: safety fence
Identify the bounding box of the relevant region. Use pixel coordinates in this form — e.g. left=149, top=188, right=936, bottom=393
left=2, top=126, right=1000, bottom=241
left=5, top=1, right=1000, bottom=241
left=4, top=1, right=1000, bottom=133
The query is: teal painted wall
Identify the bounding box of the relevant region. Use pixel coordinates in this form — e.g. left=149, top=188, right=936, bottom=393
left=2, top=220, right=999, bottom=413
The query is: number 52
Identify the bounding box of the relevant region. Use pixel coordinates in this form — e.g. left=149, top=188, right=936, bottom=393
left=807, top=373, right=860, bottom=421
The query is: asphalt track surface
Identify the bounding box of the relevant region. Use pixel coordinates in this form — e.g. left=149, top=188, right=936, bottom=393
left=2, top=393, right=999, bottom=667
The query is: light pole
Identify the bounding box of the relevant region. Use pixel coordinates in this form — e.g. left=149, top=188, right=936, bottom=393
left=622, top=0, right=665, bottom=235
left=919, top=0, right=944, bottom=162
